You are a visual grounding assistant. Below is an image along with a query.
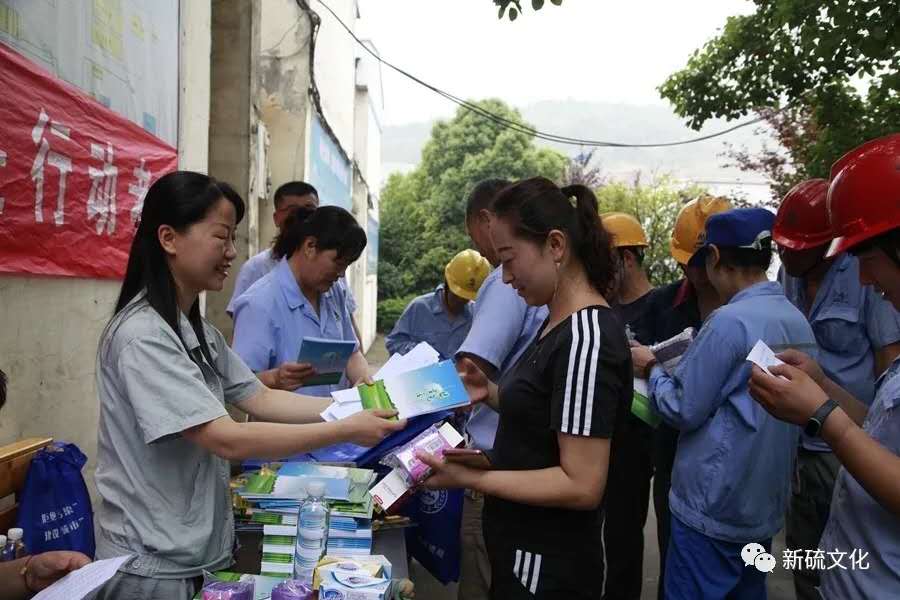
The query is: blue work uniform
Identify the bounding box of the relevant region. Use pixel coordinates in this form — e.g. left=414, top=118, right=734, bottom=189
left=650, top=281, right=817, bottom=599
left=819, top=357, right=900, bottom=598
left=385, top=284, right=474, bottom=361
left=227, top=248, right=357, bottom=316
left=780, top=253, right=900, bottom=450
left=455, top=266, right=548, bottom=450
left=231, top=258, right=357, bottom=397
left=780, top=253, right=900, bottom=599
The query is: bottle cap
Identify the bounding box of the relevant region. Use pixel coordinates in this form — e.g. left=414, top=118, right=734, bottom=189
left=305, top=480, right=326, bottom=498
left=7, top=528, right=23, bottom=541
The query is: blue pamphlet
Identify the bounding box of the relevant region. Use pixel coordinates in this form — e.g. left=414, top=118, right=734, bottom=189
left=297, top=336, right=356, bottom=386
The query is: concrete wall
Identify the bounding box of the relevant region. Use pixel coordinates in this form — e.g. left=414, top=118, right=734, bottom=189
left=258, top=0, right=313, bottom=250
left=207, top=0, right=261, bottom=340
left=0, top=0, right=212, bottom=506
left=313, top=0, right=359, bottom=155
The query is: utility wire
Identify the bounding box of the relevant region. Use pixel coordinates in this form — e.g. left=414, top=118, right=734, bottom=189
left=314, top=0, right=785, bottom=148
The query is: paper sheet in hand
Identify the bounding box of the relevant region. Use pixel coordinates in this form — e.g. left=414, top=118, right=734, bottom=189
left=376, top=342, right=441, bottom=379
left=32, top=555, right=131, bottom=600
left=746, top=340, right=786, bottom=377
left=321, top=342, right=442, bottom=421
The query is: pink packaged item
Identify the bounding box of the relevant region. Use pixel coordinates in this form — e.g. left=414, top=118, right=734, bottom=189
left=382, top=422, right=464, bottom=485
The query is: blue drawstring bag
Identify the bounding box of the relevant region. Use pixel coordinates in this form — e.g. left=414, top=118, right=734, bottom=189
left=402, top=488, right=464, bottom=584
left=16, top=442, right=95, bottom=556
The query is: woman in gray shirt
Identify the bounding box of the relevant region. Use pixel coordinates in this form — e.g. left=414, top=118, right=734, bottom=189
left=91, top=172, right=403, bottom=599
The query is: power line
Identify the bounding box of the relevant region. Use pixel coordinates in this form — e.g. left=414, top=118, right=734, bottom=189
left=314, top=0, right=783, bottom=149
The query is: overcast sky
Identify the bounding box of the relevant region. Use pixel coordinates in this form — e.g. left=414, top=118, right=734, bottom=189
left=350, top=0, right=757, bottom=126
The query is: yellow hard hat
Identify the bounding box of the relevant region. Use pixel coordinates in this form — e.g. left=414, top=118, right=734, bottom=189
left=601, top=212, right=649, bottom=248
left=670, top=195, right=732, bottom=265
left=445, top=249, right=491, bottom=301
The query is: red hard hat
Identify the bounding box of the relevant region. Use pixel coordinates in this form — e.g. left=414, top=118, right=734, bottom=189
left=773, top=179, right=831, bottom=250
left=826, top=134, right=900, bottom=258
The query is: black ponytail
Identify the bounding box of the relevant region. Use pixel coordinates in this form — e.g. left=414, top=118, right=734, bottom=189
left=493, top=177, right=617, bottom=295
left=272, top=205, right=367, bottom=262
left=560, top=184, right=617, bottom=295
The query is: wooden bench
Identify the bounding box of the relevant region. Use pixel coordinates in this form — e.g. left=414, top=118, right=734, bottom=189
left=0, top=438, right=54, bottom=532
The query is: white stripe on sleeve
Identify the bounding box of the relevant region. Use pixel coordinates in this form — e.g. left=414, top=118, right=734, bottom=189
left=582, top=309, right=602, bottom=435
left=561, top=316, right=580, bottom=433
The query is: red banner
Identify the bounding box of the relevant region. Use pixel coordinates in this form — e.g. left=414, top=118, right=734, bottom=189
left=0, top=42, right=178, bottom=279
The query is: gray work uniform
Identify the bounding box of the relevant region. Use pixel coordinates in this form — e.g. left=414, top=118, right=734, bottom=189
left=91, top=295, right=261, bottom=599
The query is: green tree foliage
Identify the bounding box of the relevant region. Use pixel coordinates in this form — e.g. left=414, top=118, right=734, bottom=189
left=661, top=0, right=900, bottom=196
left=377, top=99, right=566, bottom=330
left=376, top=293, right=420, bottom=335
left=494, top=0, right=563, bottom=21
left=595, top=174, right=709, bottom=287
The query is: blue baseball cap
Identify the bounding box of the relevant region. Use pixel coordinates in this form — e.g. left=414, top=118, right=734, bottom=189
left=689, top=208, right=775, bottom=266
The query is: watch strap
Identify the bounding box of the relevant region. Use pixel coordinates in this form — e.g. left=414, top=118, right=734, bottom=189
left=806, top=398, right=839, bottom=437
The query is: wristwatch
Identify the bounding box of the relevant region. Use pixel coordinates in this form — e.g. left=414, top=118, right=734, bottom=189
left=804, top=398, right=839, bottom=438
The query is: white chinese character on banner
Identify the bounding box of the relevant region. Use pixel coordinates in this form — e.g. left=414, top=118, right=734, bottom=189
left=87, top=142, right=118, bottom=235
left=0, top=148, right=7, bottom=214
left=128, top=158, right=151, bottom=225
left=31, top=109, right=73, bottom=225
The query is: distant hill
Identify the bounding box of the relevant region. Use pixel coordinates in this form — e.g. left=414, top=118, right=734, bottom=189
left=382, top=99, right=775, bottom=202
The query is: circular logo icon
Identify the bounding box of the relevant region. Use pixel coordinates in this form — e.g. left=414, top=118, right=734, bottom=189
left=419, top=488, right=448, bottom=514
left=322, top=590, right=345, bottom=600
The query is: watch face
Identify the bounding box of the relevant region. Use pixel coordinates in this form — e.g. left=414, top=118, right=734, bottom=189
left=804, top=418, right=820, bottom=438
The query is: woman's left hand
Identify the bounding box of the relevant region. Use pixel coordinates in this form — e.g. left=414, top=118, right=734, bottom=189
left=630, top=342, right=656, bottom=379
left=416, top=450, right=479, bottom=490
left=25, top=551, right=92, bottom=592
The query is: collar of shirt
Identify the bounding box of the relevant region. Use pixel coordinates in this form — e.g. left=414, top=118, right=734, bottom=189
left=428, top=284, right=447, bottom=315
left=728, top=280, right=783, bottom=305
left=130, top=290, right=202, bottom=351
left=809, top=252, right=853, bottom=316
left=673, top=278, right=695, bottom=307
left=177, top=310, right=201, bottom=351
left=273, top=257, right=336, bottom=317
left=783, top=252, right=853, bottom=316
left=429, top=284, right=474, bottom=326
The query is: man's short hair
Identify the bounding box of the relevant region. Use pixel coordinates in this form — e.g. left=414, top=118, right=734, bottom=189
left=274, top=181, right=318, bottom=208
left=619, top=246, right=645, bottom=266
left=465, top=179, right=510, bottom=220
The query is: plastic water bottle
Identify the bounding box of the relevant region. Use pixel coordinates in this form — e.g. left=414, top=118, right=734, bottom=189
left=7, top=529, right=26, bottom=559
left=0, top=536, right=7, bottom=562
left=293, top=480, right=329, bottom=584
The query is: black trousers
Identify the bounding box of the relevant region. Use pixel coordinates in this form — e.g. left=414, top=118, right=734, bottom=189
left=484, top=523, right=605, bottom=599
left=601, top=415, right=655, bottom=600
left=652, top=423, right=679, bottom=600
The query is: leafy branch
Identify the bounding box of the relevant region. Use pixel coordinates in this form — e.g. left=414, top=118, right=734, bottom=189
left=494, top=0, right=563, bottom=21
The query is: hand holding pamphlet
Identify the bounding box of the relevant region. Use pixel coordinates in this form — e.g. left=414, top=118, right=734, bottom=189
left=358, top=361, right=471, bottom=420
left=297, top=336, right=356, bottom=386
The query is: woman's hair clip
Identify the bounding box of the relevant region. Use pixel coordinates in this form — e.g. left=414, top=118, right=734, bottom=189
left=568, top=195, right=577, bottom=208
